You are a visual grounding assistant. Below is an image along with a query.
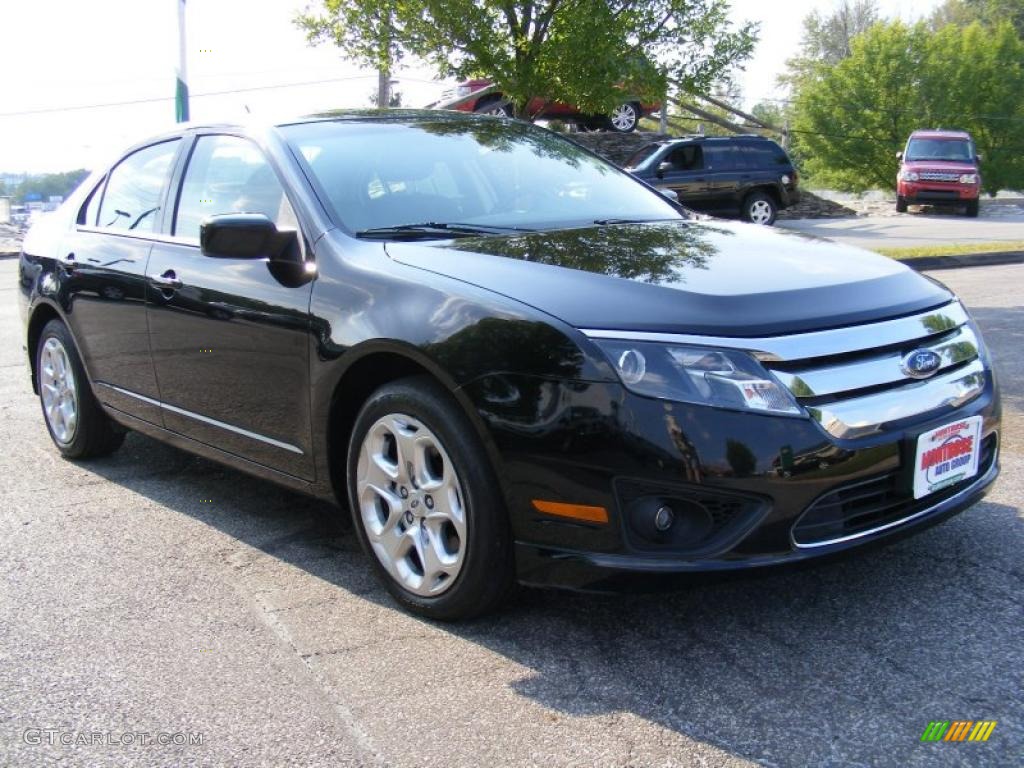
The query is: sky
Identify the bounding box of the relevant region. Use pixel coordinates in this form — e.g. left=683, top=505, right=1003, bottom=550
left=1, top=0, right=946, bottom=175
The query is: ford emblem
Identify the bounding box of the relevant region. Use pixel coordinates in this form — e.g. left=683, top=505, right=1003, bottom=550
left=901, top=348, right=942, bottom=379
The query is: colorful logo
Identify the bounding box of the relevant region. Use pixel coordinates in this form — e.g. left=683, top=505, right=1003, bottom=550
left=921, top=721, right=997, bottom=742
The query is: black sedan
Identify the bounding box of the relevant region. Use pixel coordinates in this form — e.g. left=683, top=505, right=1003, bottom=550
left=18, top=110, right=1000, bottom=619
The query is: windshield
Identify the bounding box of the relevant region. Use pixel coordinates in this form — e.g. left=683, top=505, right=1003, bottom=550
left=905, top=137, right=974, bottom=163
left=280, top=118, right=680, bottom=234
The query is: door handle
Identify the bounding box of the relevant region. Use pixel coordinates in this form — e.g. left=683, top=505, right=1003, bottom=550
left=152, top=269, right=182, bottom=289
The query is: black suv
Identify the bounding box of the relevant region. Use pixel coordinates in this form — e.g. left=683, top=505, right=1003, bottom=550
left=626, top=135, right=799, bottom=225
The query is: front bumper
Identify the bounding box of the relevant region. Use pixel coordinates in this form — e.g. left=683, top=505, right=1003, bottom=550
left=463, top=368, right=1000, bottom=591
left=898, top=181, right=979, bottom=202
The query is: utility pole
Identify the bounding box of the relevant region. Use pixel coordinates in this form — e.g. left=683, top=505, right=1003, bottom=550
left=175, top=0, right=190, bottom=122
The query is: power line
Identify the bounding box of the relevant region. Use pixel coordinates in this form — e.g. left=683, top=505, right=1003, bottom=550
left=0, top=75, right=377, bottom=119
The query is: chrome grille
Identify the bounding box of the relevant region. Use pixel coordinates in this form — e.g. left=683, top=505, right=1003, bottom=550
left=763, top=302, right=985, bottom=438
left=919, top=171, right=961, bottom=182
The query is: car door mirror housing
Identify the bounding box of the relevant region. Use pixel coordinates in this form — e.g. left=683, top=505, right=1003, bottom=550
left=200, top=213, right=298, bottom=260
left=657, top=161, right=673, bottom=177
left=659, top=188, right=679, bottom=202
left=895, top=151, right=903, bottom=161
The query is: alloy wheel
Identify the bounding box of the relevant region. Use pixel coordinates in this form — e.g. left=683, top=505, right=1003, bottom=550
left=748, top=199, right=774, bottom=225
left=609, top=103, right=638, bottom=132
left=39, top=337, right=78, bottom=444
left=356, top=413, right=467, bottom=596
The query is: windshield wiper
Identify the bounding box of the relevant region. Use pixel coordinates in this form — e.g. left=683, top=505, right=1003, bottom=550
left=355, top=222, right=533, bottom=240
left=592, top=217, right=678, bottom=226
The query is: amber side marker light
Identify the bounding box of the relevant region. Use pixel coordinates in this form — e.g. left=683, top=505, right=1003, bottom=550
left=532, top=499, right=609, bottom=524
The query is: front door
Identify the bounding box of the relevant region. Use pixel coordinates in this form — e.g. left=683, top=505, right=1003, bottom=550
left=145, top=134, right=316, bottom=479
left=657, top=145, right=712, bottom=207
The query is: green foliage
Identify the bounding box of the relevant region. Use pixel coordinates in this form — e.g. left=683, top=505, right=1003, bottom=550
left=783, top=1, right=879, bottom=88
left=930, top=0, right=1024, bottom=37
left=5, top=170, right=90, bottom=204
left=296, top=1, right=757, bottom=121
left=790, top=21, right=1024, bottom=194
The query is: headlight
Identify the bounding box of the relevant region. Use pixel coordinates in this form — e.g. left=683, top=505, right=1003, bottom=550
left=901, top=171, right=919, bottom=182
left=959, top=173, right=978, bottom=184
left=593, top=339, right=802, bottom=415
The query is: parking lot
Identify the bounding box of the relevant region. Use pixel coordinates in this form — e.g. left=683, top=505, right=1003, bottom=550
left=1, top=258, right=1021, bottom=767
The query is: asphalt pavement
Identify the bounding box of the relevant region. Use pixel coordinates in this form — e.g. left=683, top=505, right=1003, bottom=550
left=1, top=259, right=1021, bottom=767
left=779, top=211, right=1024, bottom=250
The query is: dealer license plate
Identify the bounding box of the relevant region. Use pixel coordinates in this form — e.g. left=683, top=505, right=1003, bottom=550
left=913, top=416, right=983, bottom=500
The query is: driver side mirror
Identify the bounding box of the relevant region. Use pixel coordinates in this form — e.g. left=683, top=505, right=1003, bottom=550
left=657, top=161, right=673, bottom=178
left=895, top=151, right=903, bottom=161
left=200, top=213, right=299, bottom=261
left=976, top=153, right=983, bottom=163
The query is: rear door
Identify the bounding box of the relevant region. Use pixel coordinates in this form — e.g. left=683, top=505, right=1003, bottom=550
left=145, top=133, right=316, bottom=479
left=58, top=139, right=181, bottom=425
left=702, top=144, right=743, bottom=211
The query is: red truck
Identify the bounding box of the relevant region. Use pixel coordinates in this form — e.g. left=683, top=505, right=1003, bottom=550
left=896, top=130, right=981, bottom=217
left=441, top=78, right=660, bottom=133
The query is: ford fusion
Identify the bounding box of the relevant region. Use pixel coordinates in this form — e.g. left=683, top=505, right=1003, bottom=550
left=18, top=111, right=1000, bottom=619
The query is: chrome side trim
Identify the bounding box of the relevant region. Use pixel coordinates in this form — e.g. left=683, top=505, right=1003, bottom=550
left=580, top=301, right=969, bottom=362
left=772, top=325, right=979, bottom=398
left=793, top=453, right=999, bottom=549
left=806, top=359, right=986, bottom=439
left=99, top=383, right=304, bottom=455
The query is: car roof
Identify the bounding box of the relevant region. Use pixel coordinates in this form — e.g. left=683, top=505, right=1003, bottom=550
left=655, top=134, right=777, bottom=147
left=909, top=129, right=971, bottom=139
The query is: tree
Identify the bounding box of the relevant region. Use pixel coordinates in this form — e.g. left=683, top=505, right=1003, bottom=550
left=930, top=0, right=1024, bottom=36
left=790, top=20, right=1024, bottom=194
left=298, top=1, right=757, bottom=120
left=783, top=0, right=879, bottom=87
left=295, top=1, right=404, bottom=107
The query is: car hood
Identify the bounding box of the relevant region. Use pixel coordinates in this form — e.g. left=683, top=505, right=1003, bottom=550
left=384, top=220, right=952, bottom=337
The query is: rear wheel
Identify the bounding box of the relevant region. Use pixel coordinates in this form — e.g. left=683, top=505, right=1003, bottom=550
left=965, top=199, right=979, bottom=217
left=347, top=376, right=513, bottom=620
left=606, top=102, right=640, bottom=133
left=742, top=191, right=778, bottom=225
left=896, top=196, right=908, bottom=213
left=36, top=318, right=124, bottom=459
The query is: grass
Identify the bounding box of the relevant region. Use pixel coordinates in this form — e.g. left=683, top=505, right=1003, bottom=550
left=873, top=240, right=1024, bottom=260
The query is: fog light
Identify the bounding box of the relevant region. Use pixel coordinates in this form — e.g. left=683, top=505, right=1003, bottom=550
left=654, top=505, right=675, bottom=531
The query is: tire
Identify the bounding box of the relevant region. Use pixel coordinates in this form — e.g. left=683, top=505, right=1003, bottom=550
left=896, top=196, right=908, bottom=213
left=346, top=376, right=513, bottom=620
left=473, top=98, right=514, bottom=118
left=36, top=318, right=125, bottom=459
left=965, top=199, right=979, bottom=217
left=606, top=102, right=640, bottom=133
left=742, top=191, right=778, bottom=225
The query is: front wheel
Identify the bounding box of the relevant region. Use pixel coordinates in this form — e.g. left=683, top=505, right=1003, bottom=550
left=347, top=376, right=513, bottom=620
left=742, top=191, right=778, bottom=225
left=896, top=196, right=908, bottom=213
left=606, top=102, right=640, bottom=133
left=965, top=199, right=979, bottom=217
left=36, top=318, right=125, bottom=459
left=473, top=98, right=514, bottom=118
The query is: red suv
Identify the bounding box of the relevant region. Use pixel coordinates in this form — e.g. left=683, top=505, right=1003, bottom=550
left=896, top=130, right=981, bottom=217
left=441, top=79, right=660, bottom=133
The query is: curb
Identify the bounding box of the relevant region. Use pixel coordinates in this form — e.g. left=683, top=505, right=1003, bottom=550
left=900, top=251, right=1024, bottom=271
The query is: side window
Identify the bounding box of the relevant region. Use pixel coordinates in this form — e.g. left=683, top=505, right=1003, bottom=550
left=703, top=145, right=736, bottom=171
left=174, top=135, right=295, bottom=242
left=668, top=145, right=703, bottom=171
left=97, top=141, right=179, bottom=232
left=79, top=177, right=106, bottom=227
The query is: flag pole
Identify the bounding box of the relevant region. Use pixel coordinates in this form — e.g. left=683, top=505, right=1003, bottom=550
left=175, top=0, right=190, bottom=122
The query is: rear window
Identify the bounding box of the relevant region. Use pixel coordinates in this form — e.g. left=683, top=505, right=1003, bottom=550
left=736, top=142, right=791, bottom=169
